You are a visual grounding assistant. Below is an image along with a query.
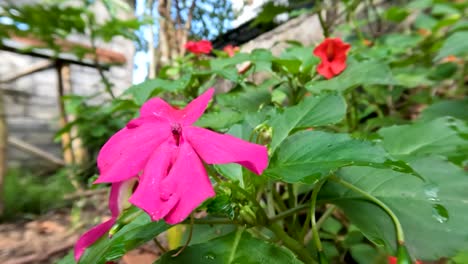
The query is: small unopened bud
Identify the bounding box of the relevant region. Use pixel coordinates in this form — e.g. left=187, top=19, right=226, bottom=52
left=239, top=206, right=257, bottom=226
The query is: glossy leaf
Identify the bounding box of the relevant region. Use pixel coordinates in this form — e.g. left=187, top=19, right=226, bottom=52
left=266, top=131, right=389, bottom=183
left=268, top=93, right=346, bottom=153
left=78, top=212, right=169, bottom=264
left=306, top=59, right=396, bottom=93
left=321, top=156, right=468, bottom=260
left=155, top=231, right=302, bottom=264
left=195, top=111, right=243, bottom=130
left=125, top=74, right=191, bottom=105
left=378, top=117, right=468, bottom=161
left=420, top=99, right=468, bottom=121
left=435, top=31, right=468, bottom=61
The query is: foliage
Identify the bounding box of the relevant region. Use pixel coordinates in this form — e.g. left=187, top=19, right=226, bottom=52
left=0, top=0, right=144, bottom=60
left=1, top=168, right=74, bottom=221
left=4, top=0, right=466, bottom=263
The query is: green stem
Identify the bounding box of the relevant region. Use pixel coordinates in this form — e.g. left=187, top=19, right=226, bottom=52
left=316, top=205, right=336, bottom=228
left=304, top=205, right=336, bottom=245
left=228, top=182, right=269, bottom=225
left=332, top=177, right=405, bottom=244
left=272, top=186, right=288, bottom=212
left=269, top=223, right=316, bottom=264
left=310, top=180, right=326, bottom=252
left=269, top=204, right=309, bottom=222
left=317, top=10, right=329, bottom=38
left=182, top=217, right=234, bottom=225
left=287, top=183, right=299, bottom=237
left=228, top=226, right=246, bottom=263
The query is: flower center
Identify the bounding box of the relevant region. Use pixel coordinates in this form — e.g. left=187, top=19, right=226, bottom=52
left=171, top=123, right=182, bottom=146
left=326, top=44, right=335, bottom=61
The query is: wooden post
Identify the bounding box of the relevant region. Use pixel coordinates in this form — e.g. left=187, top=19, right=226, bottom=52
left=57, top=61, right=76, bottom=165
left=56, top=61, right=84, bottom=191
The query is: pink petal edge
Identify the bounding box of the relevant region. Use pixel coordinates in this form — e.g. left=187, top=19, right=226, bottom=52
left=95, top=120, right=171, bottom=183
left=164, top=142, right=215, bottom=224
left=74, top=181, right=135, bottom=261
left=185, top=126, right=269, bottom=175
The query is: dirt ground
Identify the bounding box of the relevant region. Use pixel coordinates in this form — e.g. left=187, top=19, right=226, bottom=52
left=0, top=193, right=163, bottom=264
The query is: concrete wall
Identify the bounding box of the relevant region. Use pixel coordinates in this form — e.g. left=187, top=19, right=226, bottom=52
left=0, top=1, right=135, bottom=168
left=241, top=14, right=324, bottom=55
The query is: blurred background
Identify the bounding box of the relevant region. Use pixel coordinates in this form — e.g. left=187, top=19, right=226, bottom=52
left=0, top=0, right=466, bottom=263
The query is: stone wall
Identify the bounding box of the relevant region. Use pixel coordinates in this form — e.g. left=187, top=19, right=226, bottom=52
left=0, top=1, right=135, bottom=168
left=241, top=14, right=324, bottom=54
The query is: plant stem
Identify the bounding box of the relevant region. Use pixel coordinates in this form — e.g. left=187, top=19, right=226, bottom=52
left=310, top=180, right=326, bottom=252
left=317, top=9, right=329, bottom=38
left=287, top=183, right=299, bottom=238
left=153, top=238, right=168, bottom=253
left=269, top=223, right=316, bottom=264
left=269, top=203, right=310, bottom=222
left=304, top=205, right=336, bottom=245
left=331, top=177, right=405, bottom=244
left=182, top=217, right=234, bottom=225
left=228, top=226, right=246, bottom=263
left=228, top=182, right=269, bottom=225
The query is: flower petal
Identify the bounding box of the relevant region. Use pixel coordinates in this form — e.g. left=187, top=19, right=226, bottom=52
left=129, top=141, right=215, bottom=224
left=74, top=181, right=135, bottom=261
left=163, top=142, right=215, bottom=224
left=317, top=62, right=335, bottom=79
left=140, top=97, right=179, bottom=122
left=184, top=126, right=269, bottom=175
left=95, top=118, right=171, bottom=183
left=180, top=88, right=214, bottom=125
left=74, top=219, right=115, bottom=261
left=129, top=142, right=180, bottom=221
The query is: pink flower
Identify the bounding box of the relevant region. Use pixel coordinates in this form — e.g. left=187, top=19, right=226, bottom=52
left=184, top=40, right=213, bottom=55
left=313, top=38, right=351, bottom=79
left=74, top=180, right=136, bottom=261
left=95, top=88, right=268, bottom=224
left=223, top=44, right=240, bottom=57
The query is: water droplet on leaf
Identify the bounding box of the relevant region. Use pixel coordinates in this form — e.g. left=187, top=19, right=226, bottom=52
left=204, top=252, right=216, bottom=260
left=432, top=204, right=449, bottom=223
left=424, top=183, right=440, bottom=202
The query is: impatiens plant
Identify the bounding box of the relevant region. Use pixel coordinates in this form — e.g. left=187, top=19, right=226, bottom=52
left=184, top=39, right=213, bottom=55
left=58, top=1, right=467, bottom=264
left=313, top=38, right=351, bottom=79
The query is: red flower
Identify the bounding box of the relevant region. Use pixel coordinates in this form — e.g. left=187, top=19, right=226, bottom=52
left=184, top=40, right=213, bottom=55
left=313, top=38, right=351, bottom=79
left=388, top=256, right=422, bottom=264
left=223, top=44, right=239, bottom=57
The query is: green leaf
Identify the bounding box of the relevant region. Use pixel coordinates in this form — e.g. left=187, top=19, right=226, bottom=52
left=420, top=99, right=468, bottom=121
left=268, top=93, right=346, bottom=153
left=210, top=53, right=250, bottom=70
left=125, top=74, right=191, bottom=105
left=306, top=60, right=395, bottom=93
left=195, top=111, right=243, bottom=130
left=321, top=156, right=468, bottom=260
left=56, top=251, right=76, bottom=264
left=428, top=62, right=458, bottom=81
left=217, top=86, right=272, bottom=113
left=378, top=117, right=468, bottom=160
left=280, top=46, right=319, bottom=73
left=78, top=212, right=169, bottom=264
left=155, top=231, right=302, bottom=264
left=350, top=244, right=383, bottom=264
left=266, top=131, right=388, bottom=184
left=435, top=31, right=468, bottom=61
left=383, top=6, right=410, bottom=22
